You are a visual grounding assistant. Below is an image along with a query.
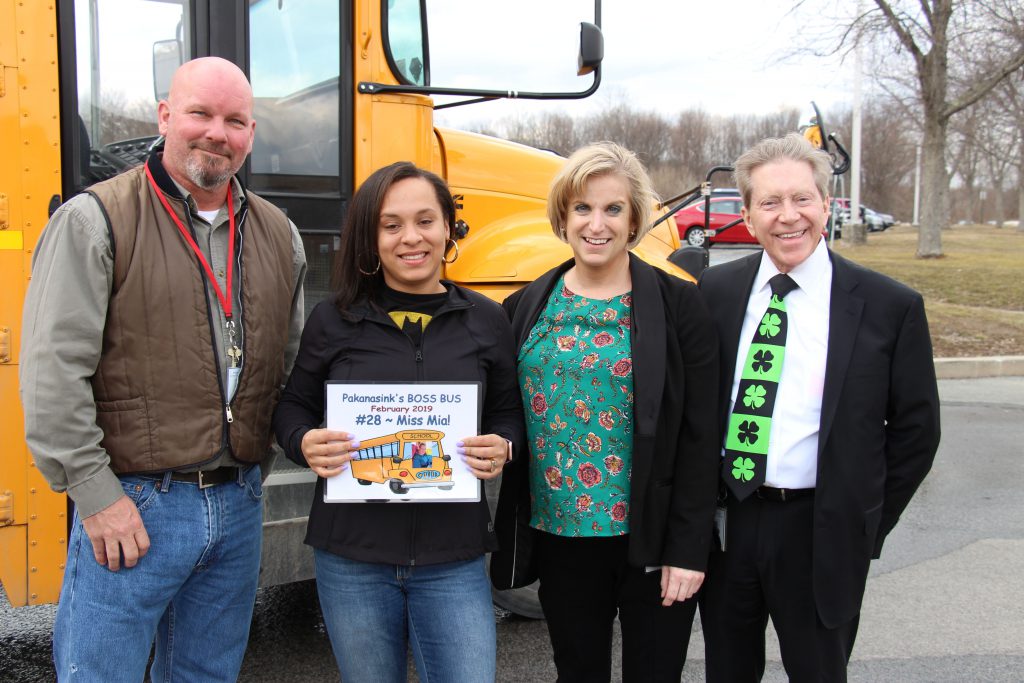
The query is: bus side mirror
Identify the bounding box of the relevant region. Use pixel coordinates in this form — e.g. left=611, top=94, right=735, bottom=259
left=153, top=39, right=182, bottom=101
left=577, top=22, right=603, bottom=76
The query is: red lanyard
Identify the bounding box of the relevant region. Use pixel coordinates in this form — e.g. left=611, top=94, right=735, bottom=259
left=144, top=161, right=237, bottom=320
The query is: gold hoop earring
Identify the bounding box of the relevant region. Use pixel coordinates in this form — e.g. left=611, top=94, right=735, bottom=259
left=443, top=239, right=459, bottom=264
left=357, top=254, right=381, bottom=276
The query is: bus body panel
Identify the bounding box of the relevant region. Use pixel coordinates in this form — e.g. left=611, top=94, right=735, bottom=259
left=1, top=1, right=673, bottom=613
left=0, top=0, right=70, bottom=607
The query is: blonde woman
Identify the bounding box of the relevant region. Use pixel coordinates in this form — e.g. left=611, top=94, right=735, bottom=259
left=492, top=142, right=721, bottom=681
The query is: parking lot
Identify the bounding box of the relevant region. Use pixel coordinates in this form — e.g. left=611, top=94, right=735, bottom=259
left=4, top=376, right=1022, bottom=681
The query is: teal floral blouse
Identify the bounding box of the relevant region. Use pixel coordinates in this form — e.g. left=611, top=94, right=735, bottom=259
left=518, top=276, right=634, bottom=537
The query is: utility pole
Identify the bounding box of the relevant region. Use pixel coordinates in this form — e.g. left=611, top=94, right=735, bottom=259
left=849, top=3, right=865, bottom=245
left=913, top=143, right=921, bottom=226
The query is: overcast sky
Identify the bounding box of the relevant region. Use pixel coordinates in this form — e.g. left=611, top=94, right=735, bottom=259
left=85, top=0, right=861, bottom=132
left=431, top=0, right=858, bottom=130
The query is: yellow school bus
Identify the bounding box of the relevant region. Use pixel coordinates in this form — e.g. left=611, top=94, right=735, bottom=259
left=2, top=0, right=690, bottom=617
left=352, top=430, right=453, bottom=494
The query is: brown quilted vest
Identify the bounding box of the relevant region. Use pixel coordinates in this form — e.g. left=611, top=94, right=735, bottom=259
left=87, top=160, right=294, bottom=474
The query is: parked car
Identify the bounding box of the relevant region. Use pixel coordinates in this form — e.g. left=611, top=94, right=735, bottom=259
left=875, top=211, right=895, bottom=229
left=833, top=199, right=890, bottom=232
left=862, top=207, right=887, bottom=232
left=673, top=196, right=755, bottom=246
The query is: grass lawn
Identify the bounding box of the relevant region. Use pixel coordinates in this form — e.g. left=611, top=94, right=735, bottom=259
left=833, top=224, right=1024, bottom=358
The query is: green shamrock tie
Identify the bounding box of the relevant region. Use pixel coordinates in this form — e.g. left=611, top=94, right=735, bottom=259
left=722, top=273, right=798, bottom=500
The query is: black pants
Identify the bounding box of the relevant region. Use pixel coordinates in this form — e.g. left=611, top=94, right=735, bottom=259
left=535, top=531, right=698, bottom=683
left=699, top=493, right=860, bottom=683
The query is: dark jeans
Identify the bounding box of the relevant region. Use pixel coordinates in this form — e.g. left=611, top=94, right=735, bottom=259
left=535, top=531, right=698, bottom=683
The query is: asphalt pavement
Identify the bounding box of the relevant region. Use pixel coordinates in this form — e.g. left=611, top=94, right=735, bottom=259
left=2, top=376, right=1022, bottom=682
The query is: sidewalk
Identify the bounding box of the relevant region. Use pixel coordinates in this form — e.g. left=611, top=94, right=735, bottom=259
left=934, top=355, right=1024, bottom=379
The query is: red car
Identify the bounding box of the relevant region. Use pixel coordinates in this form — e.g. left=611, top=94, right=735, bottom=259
left=674, top=196, right=755, bottom=247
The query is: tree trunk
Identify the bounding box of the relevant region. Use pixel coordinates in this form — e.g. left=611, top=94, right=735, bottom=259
left=992, top=177, right=1005, bottom=229
left=1019, top=128, right=1024, bottom=232
left=1018, top=168, right=1024, bottom=232
left=918, top=116, right=948, bottom=257
left=956, top=157, right=978, bottom=224
left=915, top=7, right=951, bottom=258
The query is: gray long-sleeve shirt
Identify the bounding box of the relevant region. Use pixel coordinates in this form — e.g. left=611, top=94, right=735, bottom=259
left=19, top=177, right=307, bottom=517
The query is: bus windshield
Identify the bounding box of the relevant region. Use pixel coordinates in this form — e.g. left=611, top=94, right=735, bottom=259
left=74, top=0, right=188, bottom=183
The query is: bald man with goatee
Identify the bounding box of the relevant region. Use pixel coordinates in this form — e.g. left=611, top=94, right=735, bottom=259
left=21, top=57, right=306, bottom=681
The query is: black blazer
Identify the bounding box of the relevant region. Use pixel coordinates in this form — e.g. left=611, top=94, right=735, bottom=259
left=699, top=250, right=940, bottom=628
left=490, top=254, right=720, bottom=589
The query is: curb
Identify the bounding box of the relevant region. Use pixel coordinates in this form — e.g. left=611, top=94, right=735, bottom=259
left=934, top=356, right=1024, bottom=380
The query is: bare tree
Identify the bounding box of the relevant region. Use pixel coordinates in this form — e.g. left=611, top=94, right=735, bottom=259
left=843, top=0, right=1024, bottom=256
left=988, top=66, right=1024, bottom=230
left=862, top=102, right=915, bottom=219
left=667, top=107, right=802, bottom=187
left=981, top=112, right=1020, bottom=228
left=1012, top=89, right=1024, bottom=231
left=670, top=108, right=716, bottom=184
left=486, top=111, right=579, bottom=156
left=576, top=103, right=672, bottom=168
left=949, top=106, right=987, bottom=223
left=79, top=90, right=158, bottom=147
left=828, top=101, right=917, bottom=218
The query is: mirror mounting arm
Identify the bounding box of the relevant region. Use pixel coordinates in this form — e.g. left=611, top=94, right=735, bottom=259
left=364, top=18, right=603, bottom=110
left=357, top=68, right=601, bottom=107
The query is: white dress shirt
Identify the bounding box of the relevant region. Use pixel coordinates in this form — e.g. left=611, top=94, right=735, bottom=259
left=728, top=238, right=832, bottom=488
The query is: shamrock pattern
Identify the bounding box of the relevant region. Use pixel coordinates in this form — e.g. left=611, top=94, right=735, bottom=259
left=751, top=349, right=775, bottom=374
left=737, top=420, right=760, bottom=445
left=759, top=312, right=782, bottom=338
left=722, top=276, right=794, bottom=497
left=731, top=456, right=756, bottom=482
left=743, top=384, right=767, bottom=409
left=518, top=277, right=634, bottom=538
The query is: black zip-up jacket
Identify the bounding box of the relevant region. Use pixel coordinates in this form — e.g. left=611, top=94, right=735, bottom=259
left=273, top=283, right=525, bottom=566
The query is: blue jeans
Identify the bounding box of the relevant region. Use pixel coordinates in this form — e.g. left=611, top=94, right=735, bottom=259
left=53, top=466, right=264, bottom=682
left=314, top=550, right=496, bottom=683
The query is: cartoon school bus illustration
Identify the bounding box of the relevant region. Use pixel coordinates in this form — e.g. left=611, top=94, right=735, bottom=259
left=350, top=430, right=453, bottom=494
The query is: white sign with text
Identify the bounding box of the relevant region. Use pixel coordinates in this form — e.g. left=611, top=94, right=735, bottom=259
left=323, top=382, right=481, bottom=503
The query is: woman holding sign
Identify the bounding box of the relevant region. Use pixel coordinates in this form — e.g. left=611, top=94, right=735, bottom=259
left=273, top=162, right=522, bottom=682
left=491, top=142, right=720, bottom=681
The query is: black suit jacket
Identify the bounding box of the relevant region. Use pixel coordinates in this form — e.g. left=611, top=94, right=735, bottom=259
left=490, top=255, right=721, bottom=589
left=699, top=249, right=940, bottom=628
